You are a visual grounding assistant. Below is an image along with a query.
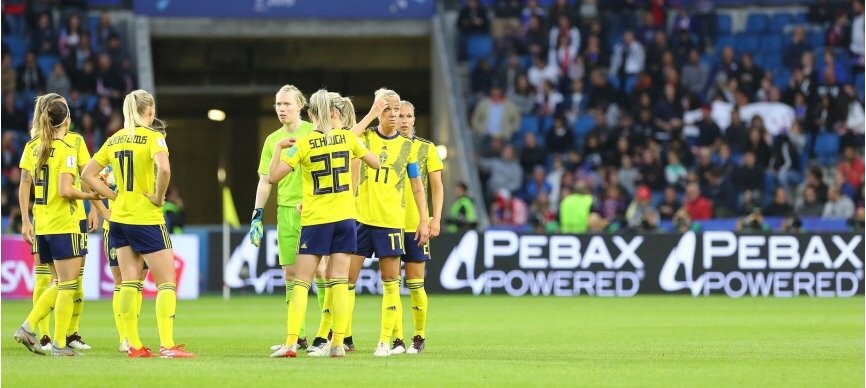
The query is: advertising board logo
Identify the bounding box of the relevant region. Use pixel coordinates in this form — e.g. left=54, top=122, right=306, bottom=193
left=659, top=232, right=864, bottom=297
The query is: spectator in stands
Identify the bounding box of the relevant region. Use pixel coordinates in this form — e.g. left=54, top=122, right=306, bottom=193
left=690, top=0, right=716, bottom=50
left=684, top=182, right=712, bottom=220
left=2, top=53, right=16, bottom=93
left=472, top=85, right=520, bottom=141
left=480, top=144, right=523, bottom=201
left=711, top=46, right=739, bottom=85
left=508, top=74, right=535, bottom=115
left=764, top=187, right=794, bottom=217
left=163, top=186, right=186, bottom=234
left=470, top=58, right=495, bottom=95
left=58, top=14, right=84, bottom=58
left=522, top=14, right=549, bottom=57
left=106, top=34, right=129, bottom=71
left=548, top=14, right=579, bottom=55
left=785, top=26, right=813, bottom=70
left=490, top=188, right=528, bottom=226
left=2, top=92, right=27, bottom=134
left=596, top=184, right=626, bottom=221
left=523, top=165, right=552, bottom=202
left=682, top=48, right=709, bottom=96
left=16, top=51, right=46, bottom=92
left=549, top=34, right=579, bottom=81
left=618, top=155, right=638, bottom=195
left=736, top=207, right=769, bottom=232
left=118, top=58, right=136, bottom=94
left=96, top=53, right=125, bottom=103
left=580, top=34, right=609, bottom=73
left=65, top=32, right=95, bottom=73
left=732, top=150, right=764, bottom=201
left=851, top=0, right=864, bottom=73
left=521, top=0, right=546, bottom=28
left=94, top=11, right=119, bottom=50
left=848, top=206, right=865, bottom=232
left=609, top=30, right=645, bottom=94
left=658, top=185, right=681, bottom=220
left=2, top=166, right=22, bottom=233
left=30, top=13, right=57, bottom=55
left=638, top=13, right=663, bottom=46
left=544, top=115, right=574, bottom=155
left=559, top=181, right=593, bottom=233
left=735, top=53, right=763, bottom=100
left=838, top=144, right=865, bottom=190
left=809, top=0, right=841, bottom=26
left=586, top=69, right=618, bottom=110
left=457, top=0, right=491, bottom=61
left=823, top=185, right=855, bottom=218
left=447, top=181, right=478, bottom=233
left=536, top=79, right=563, bottom=117
left=2, top=0, right=27, bottom=37
left=664, top=152, right=688, bottom=189
left=769, top=129, right=803, bottom=192
left=2, top=132, right=21, bottom=173
left=46, top=62, right=71, bottom=95
left=493, top=0, right=522, bottom=20
left=695, top=106, right=721, bottom=148
left=582, top=132, right=604, bottom=169
left=564, top=78, right=584, bottom=124
left=825, top=11, right=851, bottom=49
left=527, top=55, right=559, bottom=91
left=653, top=83, right=684, bottom=137
left=796, top=186, right=825, bottom=217
left=723, top=108, right=747, bottom=153
left=745, top=125, right=772, bottom=168
left=497, top=52, right=526, bottom=95
left=702, top=167, right=736, bottom=217
left=71, top=58, right=97, bottom=94
left=625, top=185, right=659, bottom=228
left=519, top=132, right=547, bottom=173
left=637, top=147, right=665, bottom=191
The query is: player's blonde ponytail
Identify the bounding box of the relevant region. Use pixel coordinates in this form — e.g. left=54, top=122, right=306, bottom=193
left=335, top=96, right=356, bottom=129
left=122, top=89, right=155, bottom=136
left=309, top=89, right=336, bottom=137
left=32, top=93, right=69, bottom=171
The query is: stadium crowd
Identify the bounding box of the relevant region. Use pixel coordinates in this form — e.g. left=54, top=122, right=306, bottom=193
left=458, top=0, right=865, bottom=233
left=2, top=3, right=135, bottom=233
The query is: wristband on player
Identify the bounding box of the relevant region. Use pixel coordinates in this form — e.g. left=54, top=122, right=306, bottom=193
left=251, top=208, right=264, bottom=222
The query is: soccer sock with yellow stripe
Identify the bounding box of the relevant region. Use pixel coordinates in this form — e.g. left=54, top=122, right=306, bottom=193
left=330, top=278, right=348, bottom=347
left=120, top=280, right=143, bottom=349
left=156, top=282, right=177, bottom=348
left=285, top=280, right=310, bottom=347
left=378, top=278, right=400, bottom=344
left=67, top=267, right=85, bottom=335
left=54, top=280, right=77, bottom=348
left=315, top=280, right=333, bottom=339
left=112, top=285, right=126, bottom=343
left=33, top=265, right=53, bottom=337
left=346, top=283, right=356, bottom=338
left=315, top=278, right=327, bottom=312
left=285, top=281, right=306, bottom=339
left=392, top=278, right=404, bottom=341
left=26, top=285, right=58, bottom=332
left=135, top=284, right=144, bottom=318
left=407, top=278, right=428, bottom=338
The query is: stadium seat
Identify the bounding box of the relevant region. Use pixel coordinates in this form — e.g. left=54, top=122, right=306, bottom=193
left=573, top=115, right=595, bottom=148
left=856, top=73, right=865, bottom=101
left=466, top=35, right=493, bottom=61
left=2, top=36, right=27, bottom=59
left=814, top=132, right=840, bottom=166
left=87, top=0, right=123, bottom=6
left=519, top=115, right=539, bottom=135
left=792, top=13, right=807, bottom=24
left=761, top=36, right=784, bottom=55
left=745, top=13, right=769, bottom=34
left=735, top=34, right=760, bottom=54
left=715, top=35, right=735, bottom=52
left=770, top=13, right=792, bottom=33
left=772, top=68, right=790, bottom=90
left=36, top=55, right=58, bottom=77
left=808, top=31, right=824, bottom=49
left=717, top=14, right=733, bottom=36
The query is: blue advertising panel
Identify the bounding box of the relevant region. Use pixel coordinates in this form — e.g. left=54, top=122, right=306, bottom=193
left=135, top=0, right=434, bottom=19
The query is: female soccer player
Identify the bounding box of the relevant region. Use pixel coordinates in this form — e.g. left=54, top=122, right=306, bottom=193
left=249, top=85, right=315, bottom=351
left=82, top=89, right=195, bottom=358
left=21, top=115, right=100, bottom=352
left=267, top=89, right=381, bottom=358
left=347, top=88, right=431, bottom=357
left=389, top=100, right=444, bottom=355
left=14, top=93, right=100, bottom=356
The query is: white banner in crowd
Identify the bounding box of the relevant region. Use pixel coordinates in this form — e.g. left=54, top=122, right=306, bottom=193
left=710, top=101, right=796, bottom=136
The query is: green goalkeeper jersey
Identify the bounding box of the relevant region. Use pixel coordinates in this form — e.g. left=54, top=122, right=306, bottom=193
left=258, top=121, right=314, bottom=207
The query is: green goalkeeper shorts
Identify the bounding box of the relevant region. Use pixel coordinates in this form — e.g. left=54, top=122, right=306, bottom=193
left=277, top=205, right=301, bottom=266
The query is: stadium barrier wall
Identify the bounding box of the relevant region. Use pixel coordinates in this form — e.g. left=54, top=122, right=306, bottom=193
left=210, top=230, right=863, bottom=298
left=134, top=0, right=434, bottom=19
left=1, top=234, right=200, bottom=300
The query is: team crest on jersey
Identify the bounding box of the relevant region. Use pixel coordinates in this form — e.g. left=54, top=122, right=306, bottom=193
left=378, top=146, right=388, bottom=164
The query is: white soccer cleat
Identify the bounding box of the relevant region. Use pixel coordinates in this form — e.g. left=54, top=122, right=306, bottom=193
left=406, top=335, right=425, bottom=354
left=118, top=339, right=130, bottom=353
left=307, top=343, right=331, bottom=357
left=13, top=326, right=46, bottom=355
left=330, top=344, right=346, bottom=358
left=389, top=338, right=406, bottom=355
left=269, top=343, right=299, bottom=358
left=373, top=342, right=391, bottom=357
left=66, top=333, right=92, bottom=350
left=270, top=344, right=282, bottom=351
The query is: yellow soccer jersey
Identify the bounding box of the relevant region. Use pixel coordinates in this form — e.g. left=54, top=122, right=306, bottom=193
left=404, top=136, right=444, bottom=232
left=93, top=127, right=169, bottom=225
left=19, top=138, right=81, bottom=235
left=64, top=131, right=91, bottom=221
left=356, top=127, right=418, bottom=229
left=282, top=128, right=369, bottom=226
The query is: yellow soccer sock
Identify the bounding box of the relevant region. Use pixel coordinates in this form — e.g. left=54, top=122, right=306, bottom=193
left=135, top=287, right=143, bottom=318
left=33, top=265, right=52, bottom=337
left=392, top=278, right=404, bottom=341
left=285, top=280, right=310, bottom=346
left=120, top=281, right=143, bottom=349
left=67, top=268, right=85, bottom=335
left=156, top=282, right=177, bottom=348
left=346, top=283, right=356, bottom=338
left=315, top=278, right=327, bottom=312
left=378, top=279, right=400, bottom=344
left=407, top=279, right=428, bottom=338
left=54, top=280, right=77, bottom=348
left=330, top=278, right=348, bottom=347
left=26, top=286, right=58, bottom=331
left=314, top=281, right=333, bottom=339
left=112, top=285, right=126, bottom=342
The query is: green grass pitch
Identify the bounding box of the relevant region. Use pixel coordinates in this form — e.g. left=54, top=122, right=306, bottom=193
left=2, top=295, right=863, bottom=387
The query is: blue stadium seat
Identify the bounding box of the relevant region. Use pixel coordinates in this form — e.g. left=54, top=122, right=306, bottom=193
left=856, top=73, right=865, bottom=101
left=3, top=36, right=27, bottom=58
left=763, top=55, right=782, bottom=72
left=745, top=13, right=769, bottom=34
left=770, top=13, right=792, bottom=33
left=573, top=115, right=595, bottom=148
left=519, top=115, right=539, bottom=135
left=716, top=35, right=735, bottom=51
left=792, top=13, right=807, bottom=24
left=466, top=35, right=493, bottom=61
left=735, top=34, right=760, bottom=54
left=814, top=132, right=840, bottom=166
left=87, top=0, right=123, bottom=6
left=808, top=31, right=824, bottom=48
left=717, top=14, right=733, bottom=36
left=36, top=55, right=58, bottom=78
left=761, top=36, right=784, bottom=54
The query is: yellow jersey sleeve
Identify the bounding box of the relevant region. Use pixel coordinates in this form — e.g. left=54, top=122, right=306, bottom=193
left=281, top=143, right=304, bottom=170
left=350, top=135, right=367, bottom=159
left=75, top=136, right=89, bottom=168
left=19, top=140, right=35, bottom=172
left=426, top=142, right=444, bottom=173
left=58, top=145, right=79, bottom=176
left=93, top=141, right=111, bottom=167
left=150, top=133, right=169, bottom=158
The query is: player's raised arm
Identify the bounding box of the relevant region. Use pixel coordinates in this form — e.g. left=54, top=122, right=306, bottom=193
left=349, top=98, right=387, bottom=136
left=82, top=159, right=118, bottom=201
left=267, top=138, right=297, bottom=184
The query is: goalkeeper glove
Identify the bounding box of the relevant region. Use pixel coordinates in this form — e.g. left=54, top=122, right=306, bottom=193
left=249, top=208, right=264, bottom=247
